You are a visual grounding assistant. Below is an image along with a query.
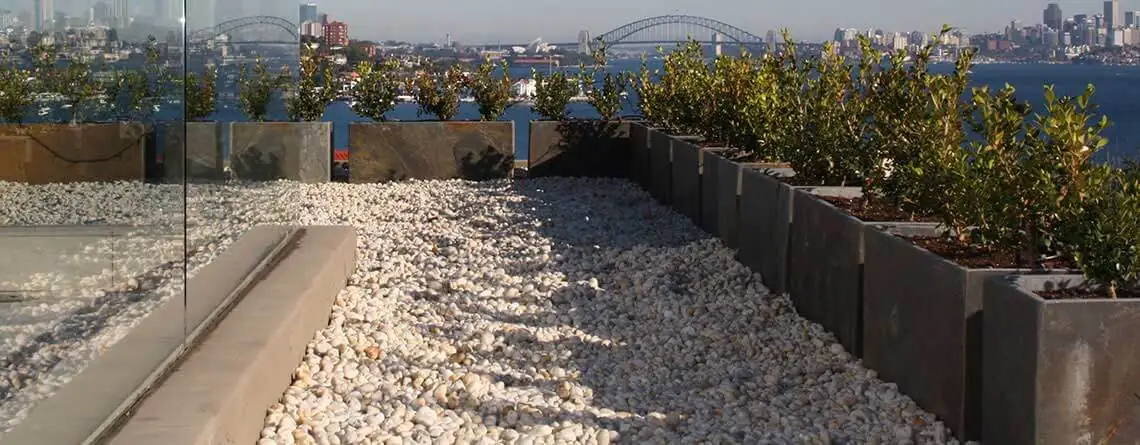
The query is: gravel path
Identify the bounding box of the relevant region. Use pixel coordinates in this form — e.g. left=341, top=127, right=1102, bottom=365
left=260, top=178, right=962, bottom=445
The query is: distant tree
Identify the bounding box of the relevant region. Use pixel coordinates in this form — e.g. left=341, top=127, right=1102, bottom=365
left=25, top=31, right=40, bottom=47
left=346, top=45, right=371, bottom=65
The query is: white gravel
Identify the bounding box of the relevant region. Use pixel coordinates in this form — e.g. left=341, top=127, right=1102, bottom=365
left=0, top=180, right=303, bottom=434
left=0, top=178, right=967, bottom=444
left=256, top=178, right=965, bottom=445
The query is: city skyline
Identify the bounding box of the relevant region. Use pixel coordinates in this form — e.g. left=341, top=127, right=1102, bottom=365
left=8, top=0, right=1140, bottom=43
left=297, top=0, right=1140, bottom=43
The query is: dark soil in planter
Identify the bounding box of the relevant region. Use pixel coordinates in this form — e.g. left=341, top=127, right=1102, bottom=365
left=817, top=196, right=937, bottom=223
left=907, top=236, right=1076, bottom=269
left=1036, top=287, right=1140, bottom=300
left=775, top=175, right=862, bottom=186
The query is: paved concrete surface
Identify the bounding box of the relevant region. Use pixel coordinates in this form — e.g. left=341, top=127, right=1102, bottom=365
left=0, top=226, right=326, bottom=445
left=106, top=226, right=356, bottom=445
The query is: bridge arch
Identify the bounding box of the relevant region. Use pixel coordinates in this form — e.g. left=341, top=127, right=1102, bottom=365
left=189, top=16, right=298, bottom=42
left=597, top=15, right=764, bottom=45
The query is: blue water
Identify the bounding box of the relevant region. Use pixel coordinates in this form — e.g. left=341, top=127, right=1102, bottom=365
left=208, top=60, right=1140, bottom=161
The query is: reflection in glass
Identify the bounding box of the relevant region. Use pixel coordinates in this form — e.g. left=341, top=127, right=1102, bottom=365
left=0, top=0, right=186, bottom=437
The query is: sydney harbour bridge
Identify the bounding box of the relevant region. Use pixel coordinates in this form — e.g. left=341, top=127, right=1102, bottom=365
left=186, top=14, right=767, bottom=52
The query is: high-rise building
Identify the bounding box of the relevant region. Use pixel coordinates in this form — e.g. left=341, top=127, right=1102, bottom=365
left=324, top=20, right=347, bottom=46
left=318, top=12, right=327, bottom=26
left=1044, top=28, right=1060, bottom=47
left=92, top=1, right=109, bottom=25
left=765, top=29, right=777, bottom=51
left=112, top=0, right=128, bottom=28
left=1044, top=3, right=1063, bottom=30
left=34, top=0, right=52, bottom=32
left=577, top=30, right=590, bottom=54
left=1105, top=0, right=1122, bottom=45
left=300, top=3, right=317, bottom=23
left=301, top=21, right=322, bottom=37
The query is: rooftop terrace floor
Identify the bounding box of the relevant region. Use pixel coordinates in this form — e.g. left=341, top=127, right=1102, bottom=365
left=252, top=178, right=964, bottom=445
left=0, top=178, right=966, bottom=444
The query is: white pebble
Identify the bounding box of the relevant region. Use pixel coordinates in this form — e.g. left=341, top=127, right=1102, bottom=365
left=228, top=177, right=963, bottom=444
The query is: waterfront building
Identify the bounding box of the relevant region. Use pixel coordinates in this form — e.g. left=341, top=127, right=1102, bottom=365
left=1044, top=3, right=1063, bottom=30
left=325, top=20, right=348, bottom=47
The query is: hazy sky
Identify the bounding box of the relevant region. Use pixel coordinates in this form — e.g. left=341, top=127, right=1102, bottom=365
left=298, top=0, right=1140, bottom=44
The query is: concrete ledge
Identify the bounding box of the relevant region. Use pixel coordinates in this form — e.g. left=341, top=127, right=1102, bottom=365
left=106, top=225, right=356, bottom=445
left=0, top=226, right=303, bottom=445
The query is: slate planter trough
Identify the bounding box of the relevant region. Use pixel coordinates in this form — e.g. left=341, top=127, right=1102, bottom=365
left=736, top=168, right=796, bottom=293
left=720, top=162, right=797, bottom=255
left=349, top=121, right=513, bottom=182
left=527, top=120, right=630, bottom=178
left=784, top=187, right=942, bottom=357
left=983, top=274, right=1140, bottom=445
left=647, top=128, right=673, bottom=205
left=629, top=122, right=651, bottom=189
left=697, top=147, right=731, bottom=235
left=163, top=122, right=223, bottom=181
left=229, top=122, right=332, bottom=183
left=0, top=123, right=149, bottom=184
left=862, top=225, right=1034, bottom=441
left=670, top=137, right=702, bottom=224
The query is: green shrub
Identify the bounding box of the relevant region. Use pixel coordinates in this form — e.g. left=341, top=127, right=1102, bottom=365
left=31, top=45, right=104, bottom=124
left=657, top=39, right=711, bottom=135
left=467, top=57, right=514, bottom=121
left=238, top=58, right=287, bottom=122
left=579, top=38, right=626, bottom=121
left=185, top=67, right=217, bottom=122
left=1066, top=164, right=1140, bottom=297
left=531, top=68, right=576, bottom=120
left=764, top=29, right=810, bottom=163
left=869, top=27, right=978, bottom=227
left=351, top=58, right=401, bottom=122
left=787, top=41, right=867, bottom=185
left=113, top=36, right=174, bottom=123
left=286, top=46, right=339, bottom=122
left=407, top=63, right=463, bottom=121
left=629, top=53, right=666, bottom=126
left=705, top=51, right=757, bottom=147
left=902, top=46, right=977, bottom=233
left=0, top=54, right=36, bottom=124
left=967, top=84, right=1109, bottom=265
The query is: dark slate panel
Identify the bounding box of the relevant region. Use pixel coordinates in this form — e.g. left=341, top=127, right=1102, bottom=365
left=527, top=120, right=630, bottom=178
left=349, top=121, right=513, bottom=182
left=230, top=122, right=331, bottom=183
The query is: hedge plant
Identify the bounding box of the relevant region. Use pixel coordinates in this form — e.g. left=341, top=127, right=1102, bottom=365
left=286, top=45, right=339, bottom=122
left=0, top=54, right=36, bottom=124
left=579, top=38, right=626, bottom=121
left=467, top=57, right=514, bottom=121
left=631, top=24, right=1137, bottom=296
left=531, top=68, right=576, bottom=121
left=1066, top=164, right=1140, bottom=298
left=238, top=58, right=287, bottom=122
left=407, top=63, right=463, bottom=121
left=185, top=67, right=217, bottom=122
left=351, top=58, right=402, bottom=122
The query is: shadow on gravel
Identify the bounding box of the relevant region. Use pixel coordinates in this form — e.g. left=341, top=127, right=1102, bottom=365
left=439, top=177, right=785, bottom=442
left=0, top=259, right=184, bottom=406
